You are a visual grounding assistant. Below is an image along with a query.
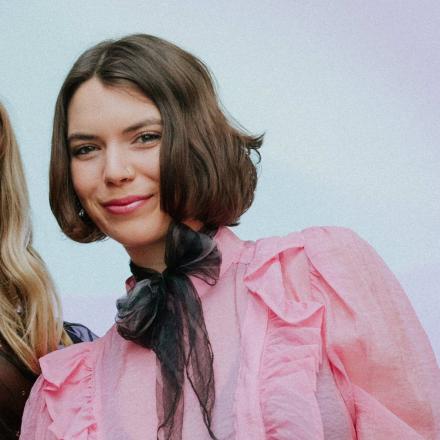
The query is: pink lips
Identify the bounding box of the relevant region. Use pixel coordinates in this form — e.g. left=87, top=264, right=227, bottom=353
left=102, top=195, right=152, bottom=215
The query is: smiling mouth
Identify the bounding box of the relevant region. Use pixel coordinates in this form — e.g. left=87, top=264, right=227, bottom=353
left=102, top=195, right=152, bottom=215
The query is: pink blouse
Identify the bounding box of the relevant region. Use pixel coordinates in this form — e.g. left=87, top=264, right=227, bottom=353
left=21, top=227, right=440, bottom=439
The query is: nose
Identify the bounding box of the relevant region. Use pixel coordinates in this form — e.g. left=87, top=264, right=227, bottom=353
left=103, top=144, right=135, bottom=185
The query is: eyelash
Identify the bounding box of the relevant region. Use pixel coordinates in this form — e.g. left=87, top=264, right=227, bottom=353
left=71, top=145, right=97, bottom=157
left=135, top=132, right=161, bottom=144
left=71, top=132, right=161, bottom=157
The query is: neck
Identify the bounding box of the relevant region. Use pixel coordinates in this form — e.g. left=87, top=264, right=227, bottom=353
left=125, top=240, right=167, bottom=272
left=125, top=219, right=204, bottom=272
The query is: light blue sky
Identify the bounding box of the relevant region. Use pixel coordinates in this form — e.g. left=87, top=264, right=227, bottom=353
left=1, top=1, right=439, bottom=359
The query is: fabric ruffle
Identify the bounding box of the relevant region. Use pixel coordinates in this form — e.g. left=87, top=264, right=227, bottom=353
left=302, top=226, right=440, bottom=439
left=19, top=226, right=439, bottom=439
left=39, top=342, right=97, bottom=439
left=239, top=233, right=325, bottom=440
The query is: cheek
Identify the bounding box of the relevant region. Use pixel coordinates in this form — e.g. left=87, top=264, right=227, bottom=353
left=137, top=147, right=161, bottom=181
left=70, top=163, right=96, bottom=202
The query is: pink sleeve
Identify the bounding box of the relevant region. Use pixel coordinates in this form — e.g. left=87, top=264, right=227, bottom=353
left=20, top=341, right=97, bottom=440
left=303, top=227, right=440, bottom=439
left=20, top=376, right=56, bottom=440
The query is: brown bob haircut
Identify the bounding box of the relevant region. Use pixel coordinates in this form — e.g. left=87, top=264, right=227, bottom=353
left=50, top=34, right=262, bottom=243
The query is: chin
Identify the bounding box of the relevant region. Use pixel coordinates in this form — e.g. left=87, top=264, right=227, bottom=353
left=105, top=222, right=170, bottom=249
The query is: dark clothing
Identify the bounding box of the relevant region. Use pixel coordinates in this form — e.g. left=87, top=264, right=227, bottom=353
left=0, top=322, right=97, bottom=439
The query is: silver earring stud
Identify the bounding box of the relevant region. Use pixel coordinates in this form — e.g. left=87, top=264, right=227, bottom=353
left=79, top=208, right=85, bottom=218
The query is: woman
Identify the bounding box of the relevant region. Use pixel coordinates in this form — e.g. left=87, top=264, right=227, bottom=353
left=0, top=102, right=96, bottom=439
left=21, top=35, right=439, bottom=439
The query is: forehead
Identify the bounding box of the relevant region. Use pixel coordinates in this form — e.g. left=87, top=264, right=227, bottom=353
left=67, top=78, right=161, bottom=134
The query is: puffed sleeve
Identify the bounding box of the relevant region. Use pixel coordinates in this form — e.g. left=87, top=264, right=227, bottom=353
left=302, top=227, right=440, bottom=439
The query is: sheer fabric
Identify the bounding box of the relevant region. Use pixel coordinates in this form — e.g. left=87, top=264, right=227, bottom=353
left=0, top=323, right=96, bottom=439
left=20, top=227, right=440, bottom=439
left=116, top=224, right=220, bottom=439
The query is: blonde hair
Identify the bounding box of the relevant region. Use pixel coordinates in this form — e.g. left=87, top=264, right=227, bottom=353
left=0, top=102, right=71, bottom=374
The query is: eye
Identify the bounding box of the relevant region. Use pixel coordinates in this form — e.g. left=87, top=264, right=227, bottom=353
left=71, top=145, right=98, bottom=157
left=135, top=132, right=161, bottom=145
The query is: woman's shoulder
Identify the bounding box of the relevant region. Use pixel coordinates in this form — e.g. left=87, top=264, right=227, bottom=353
left=299, top=225, right=374, bottom=259
left=242, top=225, right=391, bottom=324
left=39, top=336, right=98, bottom=386
left=39, top=322, right=114, bottom=372
left=38, top=324, right=114, bottom=389
left=253, top=225, right=362, bottom=250
left=220, top=225, right=364, bottom=277
left=21, top=328, right=114, bottom=439
left=244, top=225, right=367, bottom=274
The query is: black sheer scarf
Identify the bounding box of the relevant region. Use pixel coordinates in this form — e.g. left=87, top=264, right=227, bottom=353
left=116, top=223, right=221, bottom=440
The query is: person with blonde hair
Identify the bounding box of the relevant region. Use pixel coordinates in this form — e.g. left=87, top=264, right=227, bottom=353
left=0, top=102, right=96, bottom=439
left=21, top=35, right=439, bottom=439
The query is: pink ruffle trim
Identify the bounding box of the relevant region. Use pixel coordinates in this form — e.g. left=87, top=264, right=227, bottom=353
left=39, top=342, right=97, bottom=439
left=242, top=233, right=325, bottom=440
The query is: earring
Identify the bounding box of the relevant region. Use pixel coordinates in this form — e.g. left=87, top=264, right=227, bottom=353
left=79, top=208, right=85, bottom=218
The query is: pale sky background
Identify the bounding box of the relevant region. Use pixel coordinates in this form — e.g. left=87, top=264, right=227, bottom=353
left=0, top=1, right=439, bottom=361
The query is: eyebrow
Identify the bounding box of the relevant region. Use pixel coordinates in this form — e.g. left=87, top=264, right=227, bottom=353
left=67, top=118, right=163, bottom=145
left=122, top=118, right=162, bottom=134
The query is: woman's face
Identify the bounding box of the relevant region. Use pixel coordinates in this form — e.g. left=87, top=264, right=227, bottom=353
left=67, top=77, right=171, bottom=254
